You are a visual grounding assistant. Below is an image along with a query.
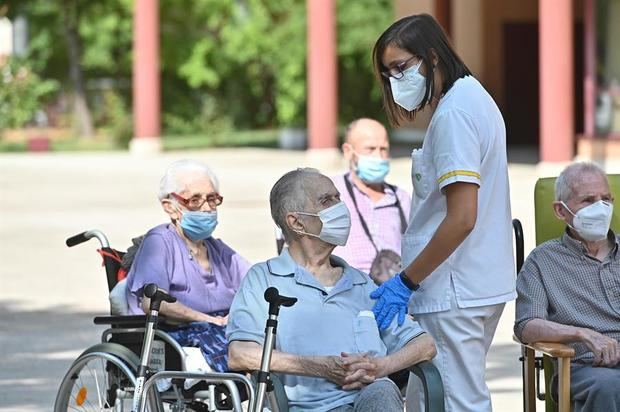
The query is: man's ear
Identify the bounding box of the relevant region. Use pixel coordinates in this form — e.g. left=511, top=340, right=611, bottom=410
left=285, top=212, right=304, bottom=233
left=553, top=201, right=569, bottom=222
left=342, top=142, right=354, bottom=162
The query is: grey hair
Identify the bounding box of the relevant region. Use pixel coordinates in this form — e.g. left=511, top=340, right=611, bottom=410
left=554, top=162, right=607, bottom=202
left=158, top=159, right=220, bottom=201
left=270, top=168, right=321, bottom=241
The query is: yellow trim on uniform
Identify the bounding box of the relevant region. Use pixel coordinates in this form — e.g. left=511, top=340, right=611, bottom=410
left=437, top=170, right=481, bottom=184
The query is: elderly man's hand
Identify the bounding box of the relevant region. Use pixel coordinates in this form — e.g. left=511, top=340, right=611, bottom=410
left=340, top=352, right=386, bottom=391
left=370, top=274, right=413, bottom=330
left=580, top=328, right=620, bottom=367
left=320, top=353, right=376, bottom=390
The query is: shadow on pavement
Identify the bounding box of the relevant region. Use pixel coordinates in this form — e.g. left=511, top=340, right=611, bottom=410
left=0, top=301, right=106, bottom=411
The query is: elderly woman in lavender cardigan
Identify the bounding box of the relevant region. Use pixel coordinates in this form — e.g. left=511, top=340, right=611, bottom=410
left=125, top=159, right=251, bottom=372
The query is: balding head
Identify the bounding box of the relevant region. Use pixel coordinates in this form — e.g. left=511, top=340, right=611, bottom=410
left=344, top=118, right=389, bottom=147
left=342, top=118, right=390, bottom=179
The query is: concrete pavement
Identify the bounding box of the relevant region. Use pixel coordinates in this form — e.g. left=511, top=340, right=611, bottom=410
left=0, top=147, right=605, bottom=411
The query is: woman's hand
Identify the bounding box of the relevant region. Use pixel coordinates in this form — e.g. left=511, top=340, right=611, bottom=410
left=370, top=274, right=413, bottom=330
left=203, top=314, right=228, bottom=327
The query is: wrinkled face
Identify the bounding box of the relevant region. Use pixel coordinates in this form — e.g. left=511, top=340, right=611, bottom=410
left=342, top=121, right=390, bottom=169
left=554, top=172, right=613, bottom=225
left=162, top=173, right=220, bottom=220
left=287, top=175, right=341, bottom=236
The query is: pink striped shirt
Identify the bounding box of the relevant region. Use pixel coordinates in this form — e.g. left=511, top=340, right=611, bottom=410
left=331, top=174, right=411, bottom=274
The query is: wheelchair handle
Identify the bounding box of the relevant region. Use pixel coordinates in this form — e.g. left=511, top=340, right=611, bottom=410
left=66, top=229, right=110, bottom=248
left=144, top=283, right=176, bottom=311
left=264, top=287, right=297, bottom=316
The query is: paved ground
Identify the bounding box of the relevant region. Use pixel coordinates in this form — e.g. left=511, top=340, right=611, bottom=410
left=0, top=147, right=608, bottom=411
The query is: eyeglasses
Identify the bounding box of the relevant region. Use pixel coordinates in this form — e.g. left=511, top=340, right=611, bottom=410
left=381, top=55, right=419, bottom=79
left=170, top=192, right=223, bottom=211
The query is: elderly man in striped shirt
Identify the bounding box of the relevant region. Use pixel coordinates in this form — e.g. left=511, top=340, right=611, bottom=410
left=331, top=118, right=410, bottom=285
left=514, top=162, right=620, bottom=412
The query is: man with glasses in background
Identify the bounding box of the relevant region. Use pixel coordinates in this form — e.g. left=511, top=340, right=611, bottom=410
left=332, top=118, right=410, bottom=285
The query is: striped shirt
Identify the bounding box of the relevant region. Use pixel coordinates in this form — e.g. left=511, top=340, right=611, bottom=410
left=331, top=173, right=410, bottom=274
left=514, top=229, right=620, bottom=362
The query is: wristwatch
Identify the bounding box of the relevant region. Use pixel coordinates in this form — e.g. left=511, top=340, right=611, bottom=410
left=399, top=272, right=420, bottom=291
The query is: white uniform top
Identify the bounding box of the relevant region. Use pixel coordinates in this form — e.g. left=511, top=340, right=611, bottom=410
left=402, top=75, right=516, bottom=314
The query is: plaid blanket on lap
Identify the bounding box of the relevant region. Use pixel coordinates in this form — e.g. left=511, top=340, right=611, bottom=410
left=167, top=311, right=229, bottom=373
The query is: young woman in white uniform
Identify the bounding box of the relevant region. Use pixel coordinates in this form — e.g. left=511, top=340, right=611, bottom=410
left=369, top=14, right=516, bottom=411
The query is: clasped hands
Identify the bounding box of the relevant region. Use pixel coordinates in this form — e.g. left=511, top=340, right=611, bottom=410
left=326, top=352, right=386, bottom=391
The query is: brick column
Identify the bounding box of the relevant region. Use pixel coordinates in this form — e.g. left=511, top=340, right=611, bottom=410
left=307, top=0, right=337, bottom=149
left=539, top=0, right=573, bottom=162
left=130, top=0, right=162, bottom=154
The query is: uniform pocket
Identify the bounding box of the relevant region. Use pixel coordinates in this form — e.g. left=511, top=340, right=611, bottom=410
left=401, top=233, right=432, bottom=269
left=411, top=149, right=431, bottom=199
left=353, top=313, right=387, bottom=356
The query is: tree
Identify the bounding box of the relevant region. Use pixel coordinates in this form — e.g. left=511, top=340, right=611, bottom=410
left=3, top=0, right=394, bottom=137
left=60, top=0, right=93, bottom=138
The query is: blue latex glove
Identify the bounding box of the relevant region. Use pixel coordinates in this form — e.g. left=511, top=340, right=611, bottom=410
left=370, top=274, right=414, bottom=330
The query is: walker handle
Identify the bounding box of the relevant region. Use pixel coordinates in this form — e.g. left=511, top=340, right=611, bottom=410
left=144, top=283, right=176, bottom=312
left=264, top=287, right=297, bottom=316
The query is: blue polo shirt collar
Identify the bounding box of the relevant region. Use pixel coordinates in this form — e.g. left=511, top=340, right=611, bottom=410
left=266, top=249, right=368, bottom=291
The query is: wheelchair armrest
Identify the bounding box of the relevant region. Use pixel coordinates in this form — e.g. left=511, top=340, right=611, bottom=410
left=512, top=335, right=575, bottom=359
left=93, top=315, right=169, bottom=327
left=408, top=360, right=445, bottom=412
left=523, top=342, right=575, bottom=359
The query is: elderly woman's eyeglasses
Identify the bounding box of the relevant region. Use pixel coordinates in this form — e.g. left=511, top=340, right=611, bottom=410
left=381, top=55, right=419, bottom=79
left=170, top=192, right=223, bottom=210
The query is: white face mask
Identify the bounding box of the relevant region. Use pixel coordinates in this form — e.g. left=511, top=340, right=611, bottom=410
left=561, top=200, right=613, bottom=242
left=294, top=201, right=351, bottom=246
left=389, top=60, right=428, bottom=111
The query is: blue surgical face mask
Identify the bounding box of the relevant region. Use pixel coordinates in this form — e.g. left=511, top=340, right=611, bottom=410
left=179, top=210, right=218, bottom=241
left=355, top=153, right=390, bottom=184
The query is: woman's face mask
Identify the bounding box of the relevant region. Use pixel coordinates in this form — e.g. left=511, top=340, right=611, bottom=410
left=179, top=210, right=218, bottom=241
left=389, top=60, right=428, bottom=111
left=294, top=201, right=351, bottom=246
left=561, top=200, right=613, bottom=242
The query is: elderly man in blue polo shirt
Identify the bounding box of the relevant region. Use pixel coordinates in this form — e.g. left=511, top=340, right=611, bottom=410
left=226, top=168, right=435, bottom=412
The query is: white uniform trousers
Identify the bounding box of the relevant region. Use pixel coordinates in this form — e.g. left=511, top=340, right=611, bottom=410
left=406, top=291, right=505, bottom=412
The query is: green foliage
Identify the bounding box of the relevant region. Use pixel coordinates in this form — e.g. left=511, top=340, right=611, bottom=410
left=79, top=0, right=133, bottom=74
left=0, top=58, right=59, bottom=129
left=162, top=129, right=279, bottom=150
left=336, top=0, right=393, bottom=124
left=3, top=0, right=393, bottom=140
left=96, top=90, right=132, bottom=147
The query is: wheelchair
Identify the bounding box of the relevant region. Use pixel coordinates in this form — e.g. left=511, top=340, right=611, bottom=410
left=54, top=230, right=280, bottom=412
left=55, top=229, right=445, bottom=411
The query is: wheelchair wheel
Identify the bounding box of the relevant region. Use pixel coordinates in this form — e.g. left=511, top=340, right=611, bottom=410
left=54, top=343, right=139, bottom=412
